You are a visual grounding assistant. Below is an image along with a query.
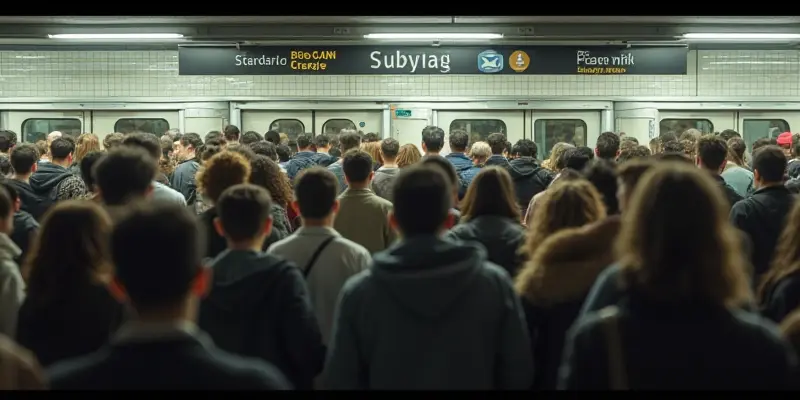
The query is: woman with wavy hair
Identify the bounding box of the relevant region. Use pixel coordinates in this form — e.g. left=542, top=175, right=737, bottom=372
left=758, top=200, right=800, bottom=323
left=541, top=142, right=574, bottom=172
left=248, top=154, right=296, bottom=240
left=395, top=144, right=422, bottom=168
left=69, top=133, right=101, bottom=175
left=514, top=178, right=614, bottom=389
left=561, top=164, right=791, bottom=390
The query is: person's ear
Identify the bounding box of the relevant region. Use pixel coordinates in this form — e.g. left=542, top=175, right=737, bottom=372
left=213, top=217, right=225, bottom=237
left=191, top=266, right=212, bottom=298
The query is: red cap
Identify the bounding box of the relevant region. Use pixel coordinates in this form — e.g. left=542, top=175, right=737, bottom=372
left=777, top=132, right=793, bottom=146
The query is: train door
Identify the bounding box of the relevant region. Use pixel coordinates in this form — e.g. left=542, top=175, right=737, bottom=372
left=241, top=111, right=313, bottom=140
left=91, top=111, right=180, bottom=147
left=1, top=111, right=87, bottom=143
left=736, top=112, right=800, bottom=150
left=531, top=111, right=602, bottom=158
left=314, top=111, right=383, bottom=138
left=658, top=112, right=736, bottom=137
left=436, top=111, right=526, bottom=156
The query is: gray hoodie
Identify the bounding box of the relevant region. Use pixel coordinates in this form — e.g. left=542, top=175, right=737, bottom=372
left=370, top=166, right=399, bottom=202
left=323, top=236, right=533, bottom=390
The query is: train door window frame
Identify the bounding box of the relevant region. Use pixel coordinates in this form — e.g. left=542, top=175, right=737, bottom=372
left=741, top=119, right=790, bottom=150
left=269, top=119, right=307, bottom=140
left=113, top=118, right=171, bottom=136
left=533, top=119, right=588, bottom=157
left=21, top=118, right=83, bottom=143
left=448, top=119, right=508, bottom=146
left=659, top=119, right=714, bottom=136
left=321, top=119, right=356, bottom=135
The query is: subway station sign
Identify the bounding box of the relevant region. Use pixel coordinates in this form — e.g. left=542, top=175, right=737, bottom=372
left=178, top=45, right=688, bottom=76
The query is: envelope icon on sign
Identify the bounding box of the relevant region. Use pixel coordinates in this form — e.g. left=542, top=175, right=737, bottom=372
left=477, top=50, right=503, bottom=73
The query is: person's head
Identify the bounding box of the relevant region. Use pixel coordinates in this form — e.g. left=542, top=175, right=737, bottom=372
left=22, top=201, right=112, bottom=305
left=620, top=136, right=639, bottom=147
left=363, top=132, right=380, bottom=143
left=0, top=156, right=11, bottom=177
left=49, top=137, right=76, bottom=166
left=484, top=133, right=507, bottom=156
left=94, top=147, right=157, bottom=206
left=695, top=135, right=728, bottom=174
left=198, top=143, right=222, bottom=163
left=175, top=132, right=203, bottom=159
left=0, top=182, right=19, bottom=214
left=103, top=132, right=125, bottom=150
left=595, top=131, right=621, bottom=160
left=503, top=141, right=513, bottom=159
left=421, top=126, right=445, bottom=154
left=545, top=142, right=574, bottom=171
left=342, top=150, right=374, bottom=187
left=223, top=125, right=240, bottom=143
left=659, top=131, right=679, bottom=145
left=680, top=129, right=702, bottom=143
left=577, top=146, right=595, bottom=160
left=34, top=140, right=48, bottom=160
left=110, top=201, right=208, bottom=317
left=248, top=155, right=292, bottom=208
left=214, top=184, right=274, bottom=247
left=420, top=155, right=460, bottom=211
left=777, top=132, right=794, bottom=157
left=559, top=147, right=591, bottom=171
left=616, top=163, right=750, bottom=308
left=726, top=137, right=748, bottom=167
left=752, top=145, right=787, bottom=188
left=313, top=134, right=331, bottom=152
left=468, top=141, right=492, bottom=165
left=338, top=130, right=362, bottom=154
left=279, top=133, right=290, bottom=145
left=0, top=185, right=13, bottom=234
left=159, top=135, right=174, bottom=160
left=753, top=137, right=778, bottom=153
left=448, top=130, right=470, bottom=153
left=249, top=140, right=278, bottom=161
left=196, top=151, right=252, bottom=206
left=511, top=139, right=537, bottom=159
left=293, top=167, right=340, bottom=224
left=241, top=131, right=263, bottom=146
left=525, top=179, right=606, bottom=252
left=379, top=138, right=400, bottom=163
left=460, top=166, right=520, bottom=223
left=582, top=158, right=620, bottom=215
left=360, top=142, right=383, bottom=167
left=73, top=133, right=100, bottom=163
left=296, top=134, right=312, bottom=151
left=396, top=144, right=423, bottom=168
left=9, top=143, right=39, bottom=176
left=0, top=130, right=17, bottom=154
left=616, top=145, right=651, bottom=164
left=616, top=158, right=657, bottom=212
left=390, top=165, right=453, bottom=237
left=719, top=129, right=741, bottom=142
left=79, top=151, right=106, bottom=192
left=276, top=144, right=291, bottom=162
left=648, top=137, right=662, bottom=154
left=662, top=140, right=685, bottom=154
left=122, top=132, right=162, bottom=168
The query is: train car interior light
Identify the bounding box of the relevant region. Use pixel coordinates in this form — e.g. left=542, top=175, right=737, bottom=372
left=363, top=33, right=504, bottom=40
left=682, top=33, right=800, bottom=41
left=48, top=33, right=185, bottom=40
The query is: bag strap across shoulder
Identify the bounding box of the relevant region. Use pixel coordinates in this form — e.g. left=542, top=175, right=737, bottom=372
left=303, top=236, right=336, bottom=279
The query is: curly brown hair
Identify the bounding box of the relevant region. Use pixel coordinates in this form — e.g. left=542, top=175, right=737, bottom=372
left=196, top=151, right=252, bottom=205
left=249, top=155, right=293, bottom=208
left=360, top=141, right=383, bottom=166
left=74, top=133, right=101, bottom=163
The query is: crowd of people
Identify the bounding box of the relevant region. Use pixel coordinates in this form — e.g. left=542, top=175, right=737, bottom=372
left=0, top=124, right=797, bottom=389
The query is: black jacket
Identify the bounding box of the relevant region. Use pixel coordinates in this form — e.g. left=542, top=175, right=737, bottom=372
left=712, top=174, right=744, bottom=211
left=760, top=271, right=800, bottom=324
left=199, top=250, right=325, bottom=390
left=47, top=325, right=291, bottom=390
left=730, top=185, right=796, bottom=283
left=507, top=157, right=554, bottom=212
left=445, top=215, right=526, bottom=277
left=5, top=179, right=47, bottom=221
left=10, top=211, right=38, bottom=264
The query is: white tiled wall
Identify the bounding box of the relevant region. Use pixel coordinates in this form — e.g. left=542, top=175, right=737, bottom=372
left=0, top=49, right=797, bottom=99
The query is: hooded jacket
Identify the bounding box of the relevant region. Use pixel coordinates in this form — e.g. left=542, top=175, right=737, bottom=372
left=508, top=157, right=554, bottom=212
left=4, top=180, right=47, bottom=221
left=323, top=236, right=533, bottom=390
left=370, top=166, right=400, bottom=202
left=445, top=215, right=526, bottom=277
left=28, top=163, right=86, bottom=205
left=198, top=250, right=325, bottom=391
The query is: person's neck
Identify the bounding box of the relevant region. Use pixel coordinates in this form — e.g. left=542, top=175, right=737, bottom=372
left=13, top=173, right=31, bottom=182
left=451, top=150, right=466, bottom=156
left=318, top=148, right=330, bottom=155
left=302, top=216, right=334, bottom=228
left=184, top=151, right=196, bottom=161
left=298, top=148, right=311, bottom=153
left=758, top=181, right=785, bottom=190
left=382, top=160, right=398, bottom=168
left=347, top=181, right=370, bottom=190
left=426, top=151, right=440, bottom=156
left=134, top=299, right=195, bottom=325
left=227, top=237, right=266, bottom=252
left=50, top=158, right=70, bottom=168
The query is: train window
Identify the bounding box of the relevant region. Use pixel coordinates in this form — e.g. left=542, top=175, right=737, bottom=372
left=21, top=118, right=82, bottom=143
left=268, top=119, right=306, bottom=140
left=533, top=119, right=588, bottom=157
left=449, top=119, right=507, bottom=144
left=742, top=119, right=789, bottom=150
left=322, top=119, right=356, bottom=135
left=114, top=119, right=170, bottom=136
left=659, top=119, right=714, bottom=136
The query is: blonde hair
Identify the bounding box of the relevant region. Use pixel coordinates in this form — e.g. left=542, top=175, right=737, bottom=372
left=543, top=142, right=574, bottom=171
left=74, top=133, right=101, bottom=163
left=616, top=163, right=751, bottom=307
left=468, top=141, right=491, bottom=163
left=396, top=144, right=422, bottom=168
left=360, top=141, right=383, bottom=166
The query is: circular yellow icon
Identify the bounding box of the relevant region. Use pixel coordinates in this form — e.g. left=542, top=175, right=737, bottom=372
left=509, top=50, right=530, bottom=73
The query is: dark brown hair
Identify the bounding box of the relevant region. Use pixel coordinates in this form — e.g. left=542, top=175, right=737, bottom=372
left=459, top=167, right=521, bottom=223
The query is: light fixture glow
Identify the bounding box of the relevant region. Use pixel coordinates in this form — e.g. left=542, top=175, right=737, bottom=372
left=364, top=33, right=503, bottom=40
left=683, top=33, right=800, bottom=40
left=48, top=33, right=184, bottom=40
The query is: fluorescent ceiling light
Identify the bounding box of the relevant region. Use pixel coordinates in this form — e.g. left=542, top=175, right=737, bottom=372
left=48, top=33, right=184, bottom=40
left=683, top=33, right=800, bottom=40
left=364, top=33, right=503, bottom=40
